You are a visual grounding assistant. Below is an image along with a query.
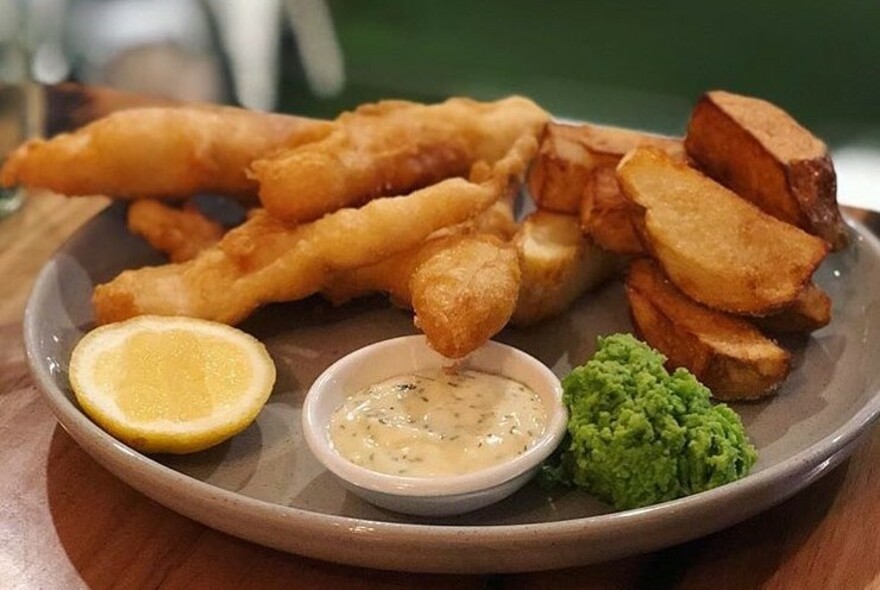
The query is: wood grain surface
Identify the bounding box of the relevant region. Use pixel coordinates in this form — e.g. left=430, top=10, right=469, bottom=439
left=1, top=198, right=879, bottom=589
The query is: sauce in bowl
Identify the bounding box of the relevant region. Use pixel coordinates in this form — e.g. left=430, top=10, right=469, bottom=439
left=328, top=368, right=547, bottom=477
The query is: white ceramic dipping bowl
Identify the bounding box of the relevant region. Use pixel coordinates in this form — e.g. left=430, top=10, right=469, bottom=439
left=302, top=335, right=567, bottom=517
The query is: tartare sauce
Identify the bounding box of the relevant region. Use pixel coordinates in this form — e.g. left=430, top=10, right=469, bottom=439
left=328, top=369, right=546, bottom=477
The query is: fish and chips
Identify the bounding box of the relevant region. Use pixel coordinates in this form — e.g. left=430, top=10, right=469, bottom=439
left=2, top=85, right=846, bottom=379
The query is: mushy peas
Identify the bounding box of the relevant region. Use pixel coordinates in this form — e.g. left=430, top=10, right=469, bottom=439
left=542, top=333, right=757, bottom=510
left=329, top=369, right=546, bottom=477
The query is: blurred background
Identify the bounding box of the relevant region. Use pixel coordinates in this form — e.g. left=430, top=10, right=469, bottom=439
left=1, top=0, right=878, bottom=209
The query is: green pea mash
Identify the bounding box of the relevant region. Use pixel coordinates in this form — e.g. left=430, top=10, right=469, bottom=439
left=542, top=333, right=757, bottom=510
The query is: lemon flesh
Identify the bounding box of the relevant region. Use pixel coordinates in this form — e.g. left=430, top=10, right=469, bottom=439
left=69, top=316, right=276, bottom=454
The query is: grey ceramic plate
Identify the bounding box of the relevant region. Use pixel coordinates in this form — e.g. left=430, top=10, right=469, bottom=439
left=24, top=203, right=880, bottom=573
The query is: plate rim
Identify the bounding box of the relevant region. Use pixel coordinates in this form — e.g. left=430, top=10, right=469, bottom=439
left=23, top=208, right=880, bottom=572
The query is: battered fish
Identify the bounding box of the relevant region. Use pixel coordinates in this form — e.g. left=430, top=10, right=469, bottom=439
left=93, top=135, right=537, bottom=326
left=127, top=200, right=225, bottom=263
left=319, top=197, right=519, bottom=358
left=411, top=235, right=521, bottom=359
left=1, top=106, right=329, bottom=200
left=250, top=96, right=549, bottom=223
left=321, top=198, right=517, bottom=306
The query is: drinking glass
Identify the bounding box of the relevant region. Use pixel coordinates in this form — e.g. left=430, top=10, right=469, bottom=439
left=0, top=0, right=33, bottom=219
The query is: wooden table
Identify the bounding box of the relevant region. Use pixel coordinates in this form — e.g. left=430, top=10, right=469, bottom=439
left=2, top=196, right=879, bottom=590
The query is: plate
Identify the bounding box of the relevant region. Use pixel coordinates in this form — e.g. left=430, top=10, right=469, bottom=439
left=24, top=203, right=880, bottom=573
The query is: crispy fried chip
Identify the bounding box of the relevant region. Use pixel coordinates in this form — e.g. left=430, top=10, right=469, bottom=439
left=579, top=167, right=645, bottom=255
left=528, top=121, right=684, bottom=215
left=617, top=147, right=829, bottom=316
left=685, top=90, right=847, bottom=249
left=511, top=211, right=619, bottom=326
left=754, top=282, right=831, bottom=334
left=626, top=258, right=791, bottom=400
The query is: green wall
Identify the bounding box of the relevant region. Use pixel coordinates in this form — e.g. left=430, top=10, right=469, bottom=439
left=279, top=1, right=880, bottom=146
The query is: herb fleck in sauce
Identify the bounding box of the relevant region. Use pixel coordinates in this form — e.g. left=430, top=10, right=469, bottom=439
left=328, top=369, right=546, bottom=477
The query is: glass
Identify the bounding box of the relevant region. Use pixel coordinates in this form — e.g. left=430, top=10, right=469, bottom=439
left=0, top=0, right=32, bottom=219
left=1, top=0, right=236, bottom=221
left=0, top=187, right=24, bottom=218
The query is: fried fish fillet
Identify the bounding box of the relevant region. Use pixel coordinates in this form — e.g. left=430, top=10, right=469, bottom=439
left=411, top=235, right=520, bottom=359
left=317, top=197, right=518, bottom=357
left=93, top=135, right=537, bottom=326
left=321, top=198, right=517, bottom=306
left=319, top=199, right=518, bottom=358
left=250, top=96, right=549, bottom=223
left=127, top=200, right=225, bottom=263
left=1, top=106, right=329, bottom=200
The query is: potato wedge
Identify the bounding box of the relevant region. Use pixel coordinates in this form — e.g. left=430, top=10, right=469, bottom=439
left=527, top=123, right=594, bottom=214
left=512, top=211, right=619, bottom=326
left=527, top=122, right=684, bottom=216
left=755, top=282, right=831, bottom=334
left=617, top=147, right=829, bottom=316
left=626, top=258, right=791, bottom=400
left=685, top=90, right=847, bottom=250
left=579, top=166, right=645, bottom=254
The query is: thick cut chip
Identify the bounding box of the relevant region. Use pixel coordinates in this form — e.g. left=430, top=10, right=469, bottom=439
left=617, top=147, right=829, bottom=316
left=755, top=282, right=831, bottom=334
left=511, top=211, right=618, bottom=326
left=528, top=121, right=684, bottom=216
left=685, top=90, right=847, bottom=250
left=626, top=259, right=791, bottom=400
left=579, top=166, right=645, bottom=255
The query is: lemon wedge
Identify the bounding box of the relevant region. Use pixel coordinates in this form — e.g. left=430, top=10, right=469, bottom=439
left=69, top=315, right=276, bottom=454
